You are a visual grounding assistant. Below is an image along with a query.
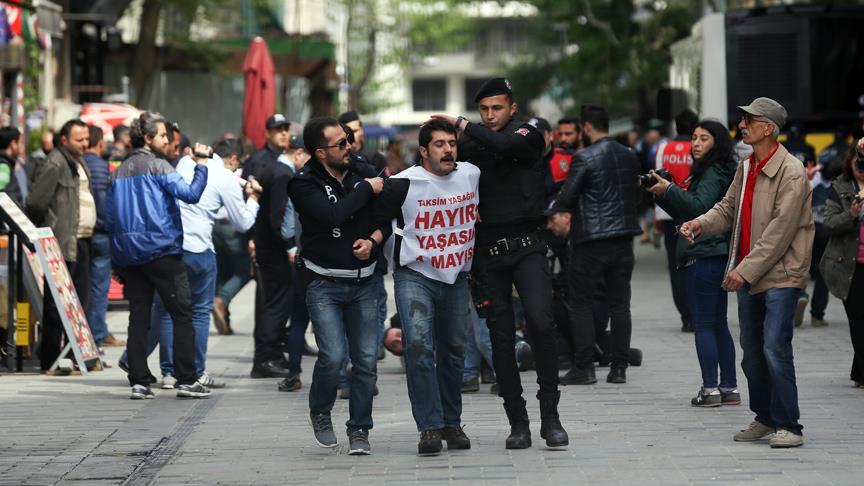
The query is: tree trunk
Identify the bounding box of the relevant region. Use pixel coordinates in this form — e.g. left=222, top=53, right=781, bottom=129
left=131, top=0, right=163, bottom=105
left=347, top=5, right=377, bottom=112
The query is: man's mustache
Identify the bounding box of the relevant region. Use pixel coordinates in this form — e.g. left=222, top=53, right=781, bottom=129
left=441, top=155, right=454, bottom=162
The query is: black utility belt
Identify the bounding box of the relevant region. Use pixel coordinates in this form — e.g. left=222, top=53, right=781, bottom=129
left=311, top=273, right=374, bottom=284
left=482, top=232, right=543, bottom=257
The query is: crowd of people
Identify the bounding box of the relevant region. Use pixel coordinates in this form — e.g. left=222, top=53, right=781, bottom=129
left=2, top=76, right=863, bottom=455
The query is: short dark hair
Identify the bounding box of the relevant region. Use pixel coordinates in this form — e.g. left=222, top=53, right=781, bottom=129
left=113, top=124, right=129, bottom=141
left=419, top=120, right=458, bottom=150
left=130, top=111, right=166, bottom=149
left=302, top=116, right=341, bottom=157
left=88, top=125, right=103, bottom=149
left=580, top=105, right=609, bottom=132
left=0, top=126, right=20, bottom=150
left=60, top=119, right=87, bottom=139
left=166, top=121, right=180, bottom=142
left=674, top=109, right=699, bottom=136
left=340, top=122, right=355, bottom=145
left=213, top=138, right=243, bottom=160
left=558, top=116, right=580, bottom=127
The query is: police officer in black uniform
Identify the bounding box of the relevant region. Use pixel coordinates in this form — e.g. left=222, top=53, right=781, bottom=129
left=431, top=78, right=568, bottom=450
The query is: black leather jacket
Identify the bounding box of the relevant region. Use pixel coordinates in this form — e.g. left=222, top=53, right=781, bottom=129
left=552, top=137, right=641, bottom=244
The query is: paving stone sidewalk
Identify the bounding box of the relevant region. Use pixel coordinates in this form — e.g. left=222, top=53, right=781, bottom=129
left=1, top=244, right=862, bottom=485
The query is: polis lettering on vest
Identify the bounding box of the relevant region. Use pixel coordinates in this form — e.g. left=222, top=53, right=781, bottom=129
left=660, top=141, right=693, bottom=190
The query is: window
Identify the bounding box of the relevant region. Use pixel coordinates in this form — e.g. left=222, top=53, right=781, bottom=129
left=412, top=79, right=446, bottom=112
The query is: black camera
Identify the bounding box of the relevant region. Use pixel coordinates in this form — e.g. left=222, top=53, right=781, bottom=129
left=639, top=168, right=673, bottom=188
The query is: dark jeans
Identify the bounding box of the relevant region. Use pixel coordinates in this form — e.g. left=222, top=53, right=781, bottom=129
left=843, top=263, right=864, bottom=383
left=685, top=256, right=737, bottom=390
left=394, top=268, right=468, bottom=431
left=253, top=249, right=293, bottom=364
left=809, top=222, right=830, bottom=319
left=213, top=221, right=251, bottom=305
left=472, top=242, right=559, bottom=403
left=663, top=221, right=691, bottom=325
left=307, top=276, right=379, bottom=432
left=120, top=255, right=197, bottom=387
left=737, top=285, right=802, bottom=435
left=87, top=233, right=112, bottom=344
left=568, top=236, right=634, bottom=369
left=72, top=238, right=91, bottom=313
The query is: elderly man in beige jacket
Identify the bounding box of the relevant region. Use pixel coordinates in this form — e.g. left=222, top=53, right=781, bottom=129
left=680, top=97, right=814, bottom=449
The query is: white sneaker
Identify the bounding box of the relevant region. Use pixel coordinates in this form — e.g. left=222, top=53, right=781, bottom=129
left=197, top=372, right=226, bottom=389
left=161, top=373, right=177, bottom=390
left=769, top=429, right=803, bottom=448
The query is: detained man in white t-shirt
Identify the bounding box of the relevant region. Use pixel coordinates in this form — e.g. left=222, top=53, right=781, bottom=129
left=355, top=120, right=479, bottom=455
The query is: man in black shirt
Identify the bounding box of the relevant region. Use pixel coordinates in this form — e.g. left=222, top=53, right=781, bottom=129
left=431, top=78, right=568, bottom=450
left=289, top=117, right=383, bottom=455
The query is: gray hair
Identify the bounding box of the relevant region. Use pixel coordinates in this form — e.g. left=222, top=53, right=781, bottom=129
left=130, top=111, right=166, bottom=149
left=770, top=122, right=780, bottom=138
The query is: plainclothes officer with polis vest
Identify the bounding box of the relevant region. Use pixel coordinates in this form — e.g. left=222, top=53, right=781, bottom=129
left=653, top=109, right=698, bottom=333
left=431, top=78, right=568, bottom=451
left=288, top=117, right=384, bottom=455
left=356, top=119, right=478, bottom=456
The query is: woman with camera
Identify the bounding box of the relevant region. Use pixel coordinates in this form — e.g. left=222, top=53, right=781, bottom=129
left=645, top=120, right=740, bottom=407
left=820, top=137, right=864, bottom=388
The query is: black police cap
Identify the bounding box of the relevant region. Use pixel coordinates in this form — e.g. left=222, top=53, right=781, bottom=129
left=473, top=77, right=513, bottom=103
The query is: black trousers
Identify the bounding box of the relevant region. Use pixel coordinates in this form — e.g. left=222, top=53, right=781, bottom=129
left=662, top=221, right=691, bottom=325
left=72, top=238, right=91, bottom=312
left=253, top=249, right=293, bottom=364
left=120, top=255, right=196, bottom=386
left=844, top=263, right=864, bottom=383
left=568, top=236, right=635, bottom=369
left=472, top=242, right=559, bottom=402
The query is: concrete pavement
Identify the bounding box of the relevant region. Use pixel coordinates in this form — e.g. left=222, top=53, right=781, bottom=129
left=1, top=242, right=862, bottom=485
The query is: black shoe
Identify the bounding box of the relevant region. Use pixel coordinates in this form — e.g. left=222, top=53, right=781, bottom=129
left=130, top=384, right=155, bottom=400
left=250, top=360, right=294, bottom=378
left=691, top=387, right=721, bottom=407
left=557, top=354, right=572, bottom=371
left=418, top=429, right=443, bottom=455
left=503, top=398, right=532, bottom=449
left=560, top=366, right=596, bottom=385
left=627, top=347, right=643, bottom=367
left=348, top=429, right=371, bottom=455
left=277, top=372, right=302, bottom=392
left=720, top=388, right=741, bottom=406
left=441, top=426, right=471, bottom=450
left=606, top=367, right=626, bottom=384
left=461, top=376, right=480, bottom=393
left=311, top=412, right=337, bottom=448
left=539, top=391, right=569, bottom=447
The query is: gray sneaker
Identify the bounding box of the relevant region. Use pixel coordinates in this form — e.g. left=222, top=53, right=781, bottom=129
left=130, top=384, right=155, bottom=400
left=733, top=421, right=774, bottom=442
left=176, top=383, right=211, bottom=399
left=348, top=429, right=371, bottom=455
left=310, top=412, right=337, bottom=448
left=197, top=372, right=226, bottom=389
left=769, top=429, right=803, bottom=448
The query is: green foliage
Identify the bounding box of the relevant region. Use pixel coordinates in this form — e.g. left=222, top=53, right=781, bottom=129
left=509, top=0, right=697, bottom=121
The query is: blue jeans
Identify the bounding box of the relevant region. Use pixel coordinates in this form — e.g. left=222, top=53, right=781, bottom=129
left=686, top=256, right=737, bottom=390
left=395, top=268, right=468, bottom=431
left=338, top=273, right=388, bottom=390
left=128, top=251, right=216, bottom=377
left=737, top=285, right=802, bottom=435
left=87, top=233, right=112, bottom=344
left=307, top=277, right=379, bottom=432
left=463, top=305, right=494, bottom=382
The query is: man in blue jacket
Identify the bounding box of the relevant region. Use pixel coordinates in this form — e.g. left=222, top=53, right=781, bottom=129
left=106, top=111, right=210, bottom=400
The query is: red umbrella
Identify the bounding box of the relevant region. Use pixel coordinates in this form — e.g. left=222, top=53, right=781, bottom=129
left=242, top=37, right=276, bottom=149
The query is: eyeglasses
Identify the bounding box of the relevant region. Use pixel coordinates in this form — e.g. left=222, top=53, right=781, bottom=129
left=742, top=113, right=770, bottom=125
left=320, top=138, right=349, bottom=151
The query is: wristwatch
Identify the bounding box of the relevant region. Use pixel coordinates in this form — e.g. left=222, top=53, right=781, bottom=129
left=455, top=116, right=466, bottom=129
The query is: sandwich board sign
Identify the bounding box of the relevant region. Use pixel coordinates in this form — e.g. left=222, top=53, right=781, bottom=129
left=32, top=228, right=101, bottom=373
